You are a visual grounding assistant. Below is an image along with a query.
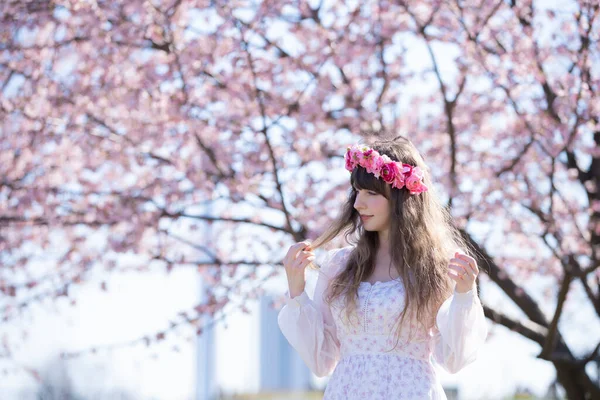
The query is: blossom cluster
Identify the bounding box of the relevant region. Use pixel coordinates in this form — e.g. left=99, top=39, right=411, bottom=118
left=344, top=144, right=428, bottom=195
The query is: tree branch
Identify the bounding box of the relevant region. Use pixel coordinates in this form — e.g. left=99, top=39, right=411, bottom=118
left=459, top=228, right=549, bottom=328
left=483, top=305, right=546, bottom=344
left=540, top=273, right=572, bottom=359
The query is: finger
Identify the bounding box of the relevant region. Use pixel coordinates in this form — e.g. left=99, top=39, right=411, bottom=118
left=455, top=253, right=474, bottom=264
left=462, top=257, right=479, bottom=275
left=461, top=259, right=478, bottom=276
left=469, top=262, right=479, bottom=276
left=452, top=257, right=478, bottom=276
left=447, top=270, right=461, bottom=281
left=451, top=259, right=474, bottom=278
left=296, top=250, right=315, bottom=262
left=285, top=242, right=311, bottom=264
left=295, top=256, right=315, bottom=269
left=455, top=253, right=478, bottom=274
left=448, top=264, right=467, bottom=276
left=293, top=253, right=314, bottom=268
left=284, top=243, right=303, bottom=263
left=294, top=254, right=314, bottom=267
left=294, top=241, right=311, bottom=250
left=453, top=266, right=472, bottom=281
left=450, top=257, right=470, bottom=269
left=297, top=242, right=312, bottom=256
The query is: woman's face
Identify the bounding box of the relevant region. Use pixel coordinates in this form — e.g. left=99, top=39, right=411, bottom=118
left=353, top=188, right=391, bottom=232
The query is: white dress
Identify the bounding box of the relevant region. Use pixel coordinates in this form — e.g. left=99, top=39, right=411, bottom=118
left=278, top=246, right=488, bottom=400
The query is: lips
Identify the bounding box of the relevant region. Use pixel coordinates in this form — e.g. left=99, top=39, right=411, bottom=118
left=360, top=215, right=373, bottom=221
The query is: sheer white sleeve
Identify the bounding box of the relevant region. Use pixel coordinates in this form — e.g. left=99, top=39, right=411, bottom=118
left=277, top=247, right=349, bottom=377
left=433, top=288, right=488, bottom=374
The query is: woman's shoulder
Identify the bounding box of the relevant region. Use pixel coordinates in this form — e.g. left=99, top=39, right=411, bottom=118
left=332, top=244, right=353, bottom=255
left=320, top=245, right=353, bottom=277
left=325, top=245, right=353, bottom=262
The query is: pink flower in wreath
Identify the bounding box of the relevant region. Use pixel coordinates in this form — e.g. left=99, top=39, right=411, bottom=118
left=392, top=164, right=412, bottom=189
left=358, top=148, right=377, bottom=174
left=405, top=166, right=428, bottom=194
left=345, top=146, right=362, bottom=171
left=367, top=154, right=387, bottom=178
left=344, top=148, right=357, bottom=171
left=379, top=159, right=399, bottom=184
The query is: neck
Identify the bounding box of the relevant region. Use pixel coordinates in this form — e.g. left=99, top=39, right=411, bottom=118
left=378, top=229, right=390, bottom=254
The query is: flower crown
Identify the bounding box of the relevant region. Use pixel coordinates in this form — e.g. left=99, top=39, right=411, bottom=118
left=344, top=144, right=428, bottom=195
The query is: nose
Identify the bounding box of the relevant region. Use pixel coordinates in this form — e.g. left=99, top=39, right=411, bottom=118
left=354, top=191, right=365, bottom=211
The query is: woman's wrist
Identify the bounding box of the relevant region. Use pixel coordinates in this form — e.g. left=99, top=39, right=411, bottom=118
left=455, top=282, right=476, bottom=294
left=288, top=282, right=305, bottom=298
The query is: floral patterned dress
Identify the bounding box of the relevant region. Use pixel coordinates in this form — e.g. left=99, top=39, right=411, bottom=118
left=278, top=246, right=488, bottom=400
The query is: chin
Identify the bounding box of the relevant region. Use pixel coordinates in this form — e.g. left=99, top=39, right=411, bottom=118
left=363, top=223, right=381, bottom=232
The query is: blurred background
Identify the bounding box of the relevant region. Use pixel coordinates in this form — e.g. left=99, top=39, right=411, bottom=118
left=1, top=0, right=599, bottom=399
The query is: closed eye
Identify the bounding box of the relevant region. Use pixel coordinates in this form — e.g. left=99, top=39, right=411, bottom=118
left=355, top=188, right=378, bottom=196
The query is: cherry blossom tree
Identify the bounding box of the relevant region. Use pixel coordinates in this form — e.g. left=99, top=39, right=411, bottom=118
left=1, top=0, right=598, bottom=397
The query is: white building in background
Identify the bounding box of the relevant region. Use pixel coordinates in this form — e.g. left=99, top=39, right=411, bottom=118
left=195, top=291, right=318, bottom=400
left=197, top=278, right=218, bottom=400
left=259, top=294, right=313, bottom=391
left=196, top=192, right=219, bottom=400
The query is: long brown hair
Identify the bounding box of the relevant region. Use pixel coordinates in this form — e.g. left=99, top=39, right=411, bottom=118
left=310, top=135, right=472, bottom=346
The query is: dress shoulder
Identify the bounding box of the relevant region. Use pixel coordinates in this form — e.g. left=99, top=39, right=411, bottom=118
left=319, top=246, right=352, bottom=279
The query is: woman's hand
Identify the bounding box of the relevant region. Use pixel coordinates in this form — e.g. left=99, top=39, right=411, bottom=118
left=448, top=251, right=479, bottom=293
left=283, top=241, right=315, bottom=297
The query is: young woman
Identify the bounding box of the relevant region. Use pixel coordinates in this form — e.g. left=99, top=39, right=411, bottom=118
left=278, top=137, right=487, bottom=399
